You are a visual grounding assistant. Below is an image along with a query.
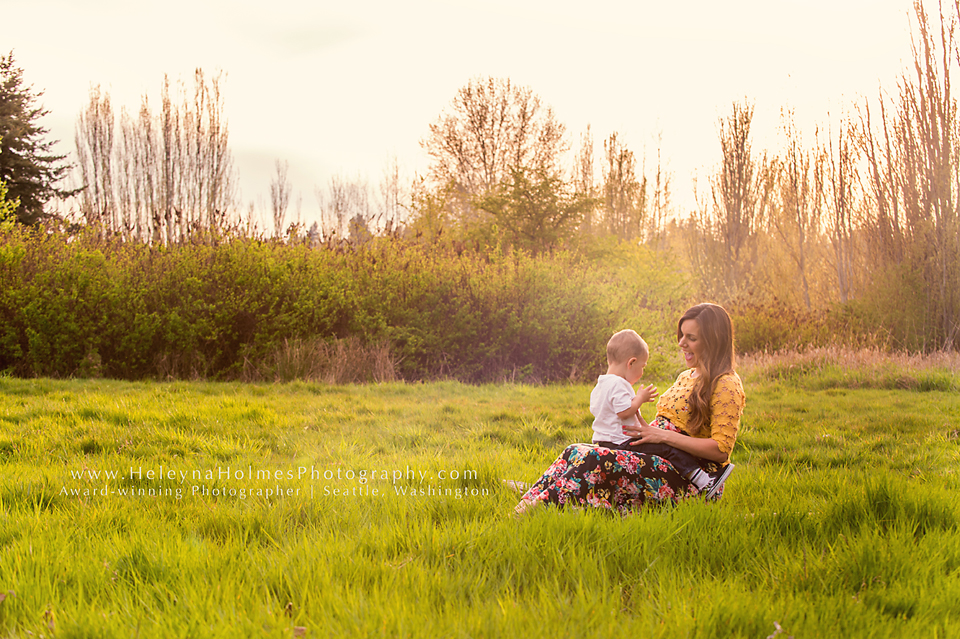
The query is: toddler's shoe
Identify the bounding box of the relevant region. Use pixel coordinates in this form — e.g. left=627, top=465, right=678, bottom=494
left=703, top=463, right=735, bottom=500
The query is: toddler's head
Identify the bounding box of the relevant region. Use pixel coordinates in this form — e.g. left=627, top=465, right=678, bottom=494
left=606, top=329, right=648, bottom=366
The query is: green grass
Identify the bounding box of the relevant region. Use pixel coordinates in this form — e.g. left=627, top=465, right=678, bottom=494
left=1, top=374, right=959, bottom=638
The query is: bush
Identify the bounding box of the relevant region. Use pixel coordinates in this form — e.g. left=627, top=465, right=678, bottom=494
left=729, top=298, right=904, bottom=355
left=0, top=230, right=690, bottom=383
left=729, top=299, right=827, bottom=353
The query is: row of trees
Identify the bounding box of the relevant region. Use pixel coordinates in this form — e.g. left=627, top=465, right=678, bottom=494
left=404, top=1, right=960, bottom=351
left=0, top=52, right=679, bottom=252
left=0, top=53, right=674, bottom=251
left=676, top=0, right=959, bottom=351
left=414, top=76, right=673, bottom=251
left=860, top=0, right=960, bottom=350
left=74, top=70, right=235, bottom=243
left=2, top=0, right=959, bottom=353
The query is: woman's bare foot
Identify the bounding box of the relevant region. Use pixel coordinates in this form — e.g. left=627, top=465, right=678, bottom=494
left=501, top=479, right=528, bottom=493
left=513, top=496, right=541, bottom=517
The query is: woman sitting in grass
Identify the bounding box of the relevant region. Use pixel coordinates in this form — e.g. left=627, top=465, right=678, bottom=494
left=514, top=303, right=746, bottom=515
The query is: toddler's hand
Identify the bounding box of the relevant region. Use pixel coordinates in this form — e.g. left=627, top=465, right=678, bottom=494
left=636, top=384, right=659, bottom=403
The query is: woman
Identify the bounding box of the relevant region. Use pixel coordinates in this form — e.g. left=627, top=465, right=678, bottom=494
left=515, top=303, right=745, bottom=515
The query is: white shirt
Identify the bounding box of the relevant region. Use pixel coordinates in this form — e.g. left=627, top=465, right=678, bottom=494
left=590, top=374, right=637, bottom=444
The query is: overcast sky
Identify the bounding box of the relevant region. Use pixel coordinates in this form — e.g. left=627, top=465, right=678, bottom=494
left=5, top=0, right=917, bottom=227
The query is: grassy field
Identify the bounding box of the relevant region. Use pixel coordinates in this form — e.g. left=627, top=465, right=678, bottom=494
left=1, top=362, right=959, bottom=638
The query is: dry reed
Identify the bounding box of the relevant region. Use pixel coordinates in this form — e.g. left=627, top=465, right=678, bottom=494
left=738, top=346, right=960, bottom=389
left=243, top=337, right=397, bottom=384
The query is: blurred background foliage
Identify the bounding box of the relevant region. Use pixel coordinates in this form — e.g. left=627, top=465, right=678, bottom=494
left=3, top=2, right=960, bottom=381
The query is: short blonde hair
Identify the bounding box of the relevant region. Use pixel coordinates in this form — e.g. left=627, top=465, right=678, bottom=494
left=606, top=329, right=648, bottom=364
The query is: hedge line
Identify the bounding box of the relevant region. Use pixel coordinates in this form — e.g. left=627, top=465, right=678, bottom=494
left=0, top=230, right=691, bottom=383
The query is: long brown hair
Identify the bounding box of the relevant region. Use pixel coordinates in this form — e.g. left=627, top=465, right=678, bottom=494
left=679, top=303, right=735, bottom=436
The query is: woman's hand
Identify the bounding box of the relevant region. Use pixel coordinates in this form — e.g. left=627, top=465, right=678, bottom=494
left=623, top=420, right=729, bottom=463
left=624, top=424, right=672, bottom=446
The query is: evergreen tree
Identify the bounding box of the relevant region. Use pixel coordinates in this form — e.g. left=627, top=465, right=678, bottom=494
left=0, top=178, right=19, bottom=231
left=0, top=51, right=71, bottom=225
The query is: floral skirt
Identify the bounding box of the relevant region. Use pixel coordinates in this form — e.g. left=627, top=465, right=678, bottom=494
left=516, top=417, right=724, bottom=515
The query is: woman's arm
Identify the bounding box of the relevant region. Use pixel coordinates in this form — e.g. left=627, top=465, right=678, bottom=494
left=621, top=373, right=744, bottom=464
left=622, top=423, right=728, bottom=463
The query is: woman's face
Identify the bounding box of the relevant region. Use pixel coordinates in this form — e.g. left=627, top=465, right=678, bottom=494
left=679, top=318, right=705, bottom=371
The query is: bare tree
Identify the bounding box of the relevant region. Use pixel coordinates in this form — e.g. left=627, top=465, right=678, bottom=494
left=858, top=0, right=960, bottom=349
left=422, top=76, right=567, bottom=217
left=858, top=98, right=905, bottom=266
left=178, top=69, right=234, bottom=236
left=317, top=173, right=372, bottom=241
left=160, top=76, right=179, bottom=245
left=908, top=0, right=960, bottom=349
left=75, top=85, right=115, bottom=234
left=822, top=115, right=859, bottom=304
left=72, top=70, right=237, bottom=244
left=572, top=125, right=595, bottom=196
left=647, top=134, right=672, bottom=247
left=601, top=131, right=646, bottom=240
left=377, top=155, right=406, bottom=234
left=571, top=125, right=597, bottom=233
left=114, top=97, right=162, bottom=241
left=708, top=100, right=773, bottom=296
left=270, top=159, right=291, bottom=237
left=772, top=111, right=822, bottom=310
left=115, top=108, right=139, bottom=239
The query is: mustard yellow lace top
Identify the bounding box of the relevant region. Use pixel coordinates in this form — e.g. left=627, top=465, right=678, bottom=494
left=655, top=369, right=745, bottom=456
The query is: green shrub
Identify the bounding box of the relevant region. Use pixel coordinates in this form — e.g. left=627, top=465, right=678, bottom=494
left=0, top=230, right=690, bottom=382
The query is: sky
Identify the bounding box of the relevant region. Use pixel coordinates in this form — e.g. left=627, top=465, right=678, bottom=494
left=5, top=0, right=918, bottom=228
